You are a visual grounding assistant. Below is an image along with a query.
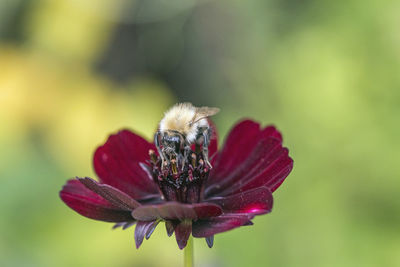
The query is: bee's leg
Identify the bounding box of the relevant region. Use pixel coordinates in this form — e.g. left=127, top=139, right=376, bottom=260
left=182, top=144, right=191, bottom=170
left=201, top=128, right=212, bottom=169
left=154, top=131, right=168, bottom=168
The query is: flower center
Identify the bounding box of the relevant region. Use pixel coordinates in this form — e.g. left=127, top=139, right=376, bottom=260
left=148, top=149, right=210, bottom=203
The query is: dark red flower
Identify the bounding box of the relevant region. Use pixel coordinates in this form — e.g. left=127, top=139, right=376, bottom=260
left=60, top=120, right=293, bottom=249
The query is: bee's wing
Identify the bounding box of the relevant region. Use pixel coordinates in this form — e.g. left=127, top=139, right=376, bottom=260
left=196, top=107, right=220, bottom=117
left=190, top=106, right=220, bottom=125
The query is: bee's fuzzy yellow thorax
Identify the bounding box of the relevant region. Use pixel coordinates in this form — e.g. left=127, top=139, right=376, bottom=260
left=159, top=103, right=197, bottom=139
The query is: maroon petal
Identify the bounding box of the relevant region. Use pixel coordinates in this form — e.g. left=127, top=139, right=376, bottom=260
left=206, top=187, right=273, bottom=215
left=192, top=215, right=252, bottom=238
left=60, top=180, right=133, bottom=222
left=94, top=130, right=160, bottom=200
left=175, top=220, right=192, bottom=249
left=78, top=177, right=140, bottom=210
left=131, top=202, right=222, bottom=221
left=205, top=122, right=292, bottom=197
left=229, top=155, right=293, bottom=195
left=206, top=137, right=282, bottom=196
left=214, top=145, right=292, bottom=197
left=210, top=120, right=261, bottom=179
left=135, top=220, right=158, bottom=248
left=206, top=120, right=282, bottom=190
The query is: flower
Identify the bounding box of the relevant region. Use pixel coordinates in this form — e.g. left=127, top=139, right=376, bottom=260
left=60, top=119, right=293, bottom=249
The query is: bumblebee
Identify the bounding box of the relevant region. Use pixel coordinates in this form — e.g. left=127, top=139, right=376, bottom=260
left=155, top=102, right=219, bottom=169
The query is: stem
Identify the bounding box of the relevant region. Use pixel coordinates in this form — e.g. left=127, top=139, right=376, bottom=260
left=184, top=235, right=194, bottom=267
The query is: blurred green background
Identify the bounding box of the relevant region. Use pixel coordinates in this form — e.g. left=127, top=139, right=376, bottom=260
left=1, top=0, right=400, bottom=266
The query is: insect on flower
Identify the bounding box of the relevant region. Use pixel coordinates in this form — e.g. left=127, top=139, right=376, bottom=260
left=59, top=103, right=294, bottom=250
left=155, top=103, right=219, bottom=170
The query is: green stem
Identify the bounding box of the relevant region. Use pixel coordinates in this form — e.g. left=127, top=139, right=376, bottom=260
left=184, top=235, right=194, bottom=267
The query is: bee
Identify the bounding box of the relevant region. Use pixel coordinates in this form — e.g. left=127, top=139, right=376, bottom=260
left=155, top=102, right=220, bottom=170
